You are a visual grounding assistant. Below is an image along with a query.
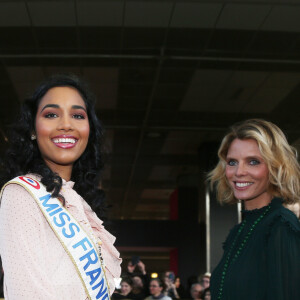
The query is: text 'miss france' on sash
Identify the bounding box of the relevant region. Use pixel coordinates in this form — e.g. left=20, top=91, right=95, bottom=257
left=2, top=176, right=110, bottom=300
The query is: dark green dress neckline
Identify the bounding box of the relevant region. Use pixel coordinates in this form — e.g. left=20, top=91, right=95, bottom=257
left=241, top=197, right=282, bottom=219
left=210, top=197, right=300, bottom=300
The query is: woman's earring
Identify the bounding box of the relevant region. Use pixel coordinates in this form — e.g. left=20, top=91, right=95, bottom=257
left=31, top=134, right=36, bottom=140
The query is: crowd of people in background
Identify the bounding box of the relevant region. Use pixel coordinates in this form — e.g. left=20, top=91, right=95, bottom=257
left=112, top=260, right=211, bottom=300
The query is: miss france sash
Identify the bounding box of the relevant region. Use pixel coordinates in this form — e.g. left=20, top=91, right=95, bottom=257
left=1, top=176, right=110, bottom=300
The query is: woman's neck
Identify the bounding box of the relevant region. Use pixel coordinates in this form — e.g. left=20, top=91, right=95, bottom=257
left=44, top=160, right=73, bottom=181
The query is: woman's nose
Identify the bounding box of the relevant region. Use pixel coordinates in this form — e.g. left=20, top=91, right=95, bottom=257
left=57, top=115, right=73, bottom=131
left=235, top=163, right=247, bottom=176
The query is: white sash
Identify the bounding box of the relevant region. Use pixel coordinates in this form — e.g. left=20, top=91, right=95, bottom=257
left=1, top=176, right=110, bottom=300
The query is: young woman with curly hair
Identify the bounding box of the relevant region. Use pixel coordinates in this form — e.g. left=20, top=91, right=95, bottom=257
left=208, top=119, right=300, bottom=300
left=0, top=74, right=121, bottom=300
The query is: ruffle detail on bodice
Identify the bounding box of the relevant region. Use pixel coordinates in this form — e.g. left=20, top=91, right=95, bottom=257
left=81, top=199, right=122, bottom=278
left=63, top=185, right=121, bottom=293
left=62, top=178, right=75, bottom=189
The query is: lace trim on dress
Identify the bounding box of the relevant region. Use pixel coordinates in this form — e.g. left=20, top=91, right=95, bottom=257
left=241, top=198, right=282, bottom=216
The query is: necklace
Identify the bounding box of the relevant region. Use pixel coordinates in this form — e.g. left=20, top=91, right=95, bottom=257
left=217, top=204, right=271, bottom=300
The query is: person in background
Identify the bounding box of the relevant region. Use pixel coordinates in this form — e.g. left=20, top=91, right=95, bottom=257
left=131, top=275, right=149, bottom=300
left=125, top=259, right=150, bottom=300
left=163, top=271, right=180, bottom=299
left=190, top=283, right=203, bottom=300
left=199, top=273, right=210, bottom=290
left=145, top=278, right=172, bottom=300
left=127, top=258, right=147, bottom=277
left=174, top=276, right=187, bottom=298
left=202, top=288, right=211, bottom=300
left=186, top=275, right=199, bottom=297
left=285, top=202, right=300, bottom=219
left=208, top=119, right=300, bottom=300
left=112, top=277, right=134, bottom=300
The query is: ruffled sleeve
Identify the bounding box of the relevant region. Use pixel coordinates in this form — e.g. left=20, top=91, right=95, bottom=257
left=80, top=198, right=122, bottom=293
left=266, top=210, right=300, bottom=300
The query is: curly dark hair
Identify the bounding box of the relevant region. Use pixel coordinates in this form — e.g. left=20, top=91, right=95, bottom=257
left=0, top=73, right=106, bottom=218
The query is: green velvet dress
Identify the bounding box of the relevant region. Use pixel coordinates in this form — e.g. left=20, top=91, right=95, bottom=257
left=210, top=198, right=300, bottom=300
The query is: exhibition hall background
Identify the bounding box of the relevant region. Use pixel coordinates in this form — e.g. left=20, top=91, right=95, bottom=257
left=0, top=0, right=299, bottom=285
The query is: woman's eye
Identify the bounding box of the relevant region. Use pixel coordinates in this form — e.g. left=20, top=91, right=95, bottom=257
left=249, top=159, right=260, bottom=165
left=72, top=114, right=85, bottom=119
left=227, top=160, right=237, bottom=166
left=44, top=113, right=57, bottom=118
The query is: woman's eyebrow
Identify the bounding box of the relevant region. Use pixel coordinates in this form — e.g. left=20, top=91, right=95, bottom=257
left=40, top=104, right=59, bottom=112
left=40, top=104, right=87, bottom=113
left=72, top=105, right=87, bottom=112
left=226, top=155, right=262, bottom=160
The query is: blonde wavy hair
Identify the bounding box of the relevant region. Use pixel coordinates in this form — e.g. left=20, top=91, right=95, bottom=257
left=208, top=119, right=300, bottom=205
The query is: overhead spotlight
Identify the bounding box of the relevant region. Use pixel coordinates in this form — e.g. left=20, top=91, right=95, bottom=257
left=151, top=273, right=158, bottom=278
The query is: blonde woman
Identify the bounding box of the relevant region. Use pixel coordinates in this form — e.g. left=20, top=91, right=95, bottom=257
left=208, top=119, right=300, bottom=300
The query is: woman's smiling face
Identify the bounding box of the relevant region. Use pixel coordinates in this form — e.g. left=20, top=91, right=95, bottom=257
left=35, top=86, right=90, bottom=175
left=225, top=138, right=272, bottom=209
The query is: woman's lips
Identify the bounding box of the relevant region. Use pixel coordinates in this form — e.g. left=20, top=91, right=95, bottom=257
left=234, top=181, right=254, bottom=190
left=51, top=137, right=78, bottom=149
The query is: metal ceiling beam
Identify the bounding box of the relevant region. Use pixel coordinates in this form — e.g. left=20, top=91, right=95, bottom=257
left=1, top=54, right=300, bottom=65
left=119, top=58, right=164, bottom=218
left=108, top=154, right=199, bottom=166
left=104, top=180, right=175, bottom=189
left=119, top=2, right=177, bottom=218
left=102, top=125, right=300, bottom=135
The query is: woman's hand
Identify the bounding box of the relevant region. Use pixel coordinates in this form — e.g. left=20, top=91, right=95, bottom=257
left=137, top=260, right=146, bottom=275
left=127, top=261, right=136, bottom=273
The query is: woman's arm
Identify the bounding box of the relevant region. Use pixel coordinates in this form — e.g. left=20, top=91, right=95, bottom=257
left=0, top=184, right=58, bottom=300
